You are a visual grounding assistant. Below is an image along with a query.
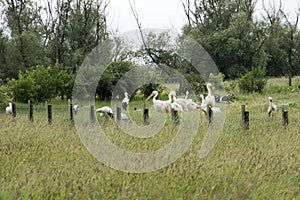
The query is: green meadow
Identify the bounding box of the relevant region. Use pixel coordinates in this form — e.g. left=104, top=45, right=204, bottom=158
left=1, top=77, right=299, bottom=199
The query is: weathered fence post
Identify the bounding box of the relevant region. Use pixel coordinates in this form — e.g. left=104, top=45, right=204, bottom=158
left=116, top=106, right=121, bottom=122
left=171, top=108, right=180, bottom=125
left=206, top=105, right=213, bottom=125
left=90, top=105, right=95, bottom=123
left=143, top=102, right=149, bottom=124
left=28, top=100, right=33, bottom=122
left=68, top=99, right=74, bottom=122
left=47, top=104, right=52, bottom=124
left=12, top=102, right=16, bottom=118
left=242, top=105, right=249, bottom=131
left=281, top=106, right=289, bottom=128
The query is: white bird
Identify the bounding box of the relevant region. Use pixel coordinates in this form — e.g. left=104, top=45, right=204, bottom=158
left=120, top=113, right=130, bottom=120
left=200, top=94, right=206, bottom=108
left=96, top=106, right=114, bottom=118
left=205, top=83, right=215, bottom=107
left=97, top=106, right=130, bottom=121
left=122, top=92, right=129, bottom=111
left=268, top=96, right=277, bottom=117
left=146, top=91, right=172, bottom=113
left=186, top=99, right=199, bottom=111
left=185, top=91, right=200, bottom=111
left=73, top=104, right=80, bottom=114
left=170, top=90, right=188, bottom=111
left=6, top=103, right=12, bottom=114
left=200, top=93, right=221, bottom=114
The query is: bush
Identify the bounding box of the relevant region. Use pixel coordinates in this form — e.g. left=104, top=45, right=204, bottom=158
left=7, top=65, right=73, bottom=103
left=238, top=66, right=267, bottom=93
left=0, top=85, right=11, bottom=108
left=8, top=74, right=36, bottom=102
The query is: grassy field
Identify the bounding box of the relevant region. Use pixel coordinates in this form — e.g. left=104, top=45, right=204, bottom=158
left=1, top=77, right=300, bottom=199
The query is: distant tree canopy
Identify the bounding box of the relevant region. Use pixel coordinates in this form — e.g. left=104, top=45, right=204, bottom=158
left=1, top=0, right=300, bottom=102
left=182, top=0, right=300, bottom=81
left=0, top=0, right=108, bottom=81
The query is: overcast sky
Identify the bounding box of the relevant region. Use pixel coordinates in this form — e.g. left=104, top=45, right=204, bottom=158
left=106, top=0, right=300, bottom=34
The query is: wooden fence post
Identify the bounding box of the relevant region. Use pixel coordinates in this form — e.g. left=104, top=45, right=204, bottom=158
left=206, top=105, right=213, bottom=125
left=90, top=105, right=95, bottom=123
left=242, top=105, right=249, bottom=131
left=143, top=108, right=149, bottom=123
left=68, top=99, right=74, bottom=122
left=116, top=106, right=121, bottom=122
left=143, top=102, right=149, bottom=124
left=12, top=102, right=16, bottom=118
left=47, top=104, right=52, bottom=124
left=171, top=108, right=180, bottom=125
left=28, top=100, right=33, bottom=122
left=281, top=106, right=289, bottom=127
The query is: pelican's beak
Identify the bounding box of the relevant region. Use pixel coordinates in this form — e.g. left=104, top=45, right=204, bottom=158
left=145, top=93, right=154, bottom=101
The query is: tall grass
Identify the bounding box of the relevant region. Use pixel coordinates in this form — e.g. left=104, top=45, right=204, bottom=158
left=0, top=79, right=300, bottom=199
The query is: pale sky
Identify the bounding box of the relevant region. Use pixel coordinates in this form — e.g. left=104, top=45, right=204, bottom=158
left=106, top=0, right=300, bottom=34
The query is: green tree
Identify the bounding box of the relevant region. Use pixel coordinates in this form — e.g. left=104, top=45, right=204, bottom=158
left=238, top=66, right=267, bottom=93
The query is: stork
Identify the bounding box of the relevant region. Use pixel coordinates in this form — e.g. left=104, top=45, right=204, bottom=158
left=122, top=92, right=129, bottom=111
left=268, top=96, right=277, bottom=117
left=6, top=103, right=12, bottom=114
left=146, top=91, right=172, bottom=113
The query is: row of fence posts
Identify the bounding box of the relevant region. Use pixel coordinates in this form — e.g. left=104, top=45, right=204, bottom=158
left=7, top=101, right=289, bottom=129
left=241, top=105, right=289, bottom=131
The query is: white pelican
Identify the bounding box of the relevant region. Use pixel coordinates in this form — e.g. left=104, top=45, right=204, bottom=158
left=268, top=96, right=277, bottom=117
left=170, top=91, right=188, bottom=111
left=122, top=92, right=129, bottom=110
left=185, top=90, right=200, bottom=111
left=96, top=106, right=130, bottom=120
left=205, top=83, right=215, bottom=107
left=6, top=103, right=12, bottom=114
left=96, top=106, right=114, bottom=118
left=146, top=91, right=172, bottom=113
left=200, top=93, right=221, bottom=113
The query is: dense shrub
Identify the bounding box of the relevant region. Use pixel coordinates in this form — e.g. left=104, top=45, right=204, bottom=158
left=238, top=66, right=267, bottom=93
left=8, top=65, right=72, bottom=103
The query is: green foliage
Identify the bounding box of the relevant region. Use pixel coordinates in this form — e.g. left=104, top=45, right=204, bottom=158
left=238, top=67, right=267, bottom=93
left=0, top=85, right=11, bottom=108
left=208, top=73, right=225, bottom=90
left=8, top=74, right=36, bottom=102
left=96, top=61, right=134, bottom=100
left=8, top=65, right=73, bottom=103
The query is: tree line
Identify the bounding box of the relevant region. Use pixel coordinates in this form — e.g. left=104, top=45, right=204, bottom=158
left=0, top=0, right=300, bottom=104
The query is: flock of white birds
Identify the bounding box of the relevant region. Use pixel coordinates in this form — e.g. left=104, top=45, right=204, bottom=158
left=4, top=82, right=278, bottom=120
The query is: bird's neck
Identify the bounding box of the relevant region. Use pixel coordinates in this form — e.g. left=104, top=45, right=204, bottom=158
left=208, top=87, right=213, bottom=96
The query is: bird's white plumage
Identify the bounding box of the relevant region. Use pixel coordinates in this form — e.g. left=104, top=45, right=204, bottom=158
left=122, top=92, right=129, bottom=110
left=96, top=106, right=113, bottom=114
left=171, top=101, right=183, bottom=111
left=170, top=90, right=188, bottom=111
left=146, top=91, right=172, bottom=113
left=205, top=83, right=215, bottom=107
left=200, top=85, right=221, bottom=114
left=6, top=103, right=12, bottom=114
left=267, top=96, right=277, bottom=117
left=73, top=104, right=80, bottom=114
left=184, top=91, right=199, bottom=111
